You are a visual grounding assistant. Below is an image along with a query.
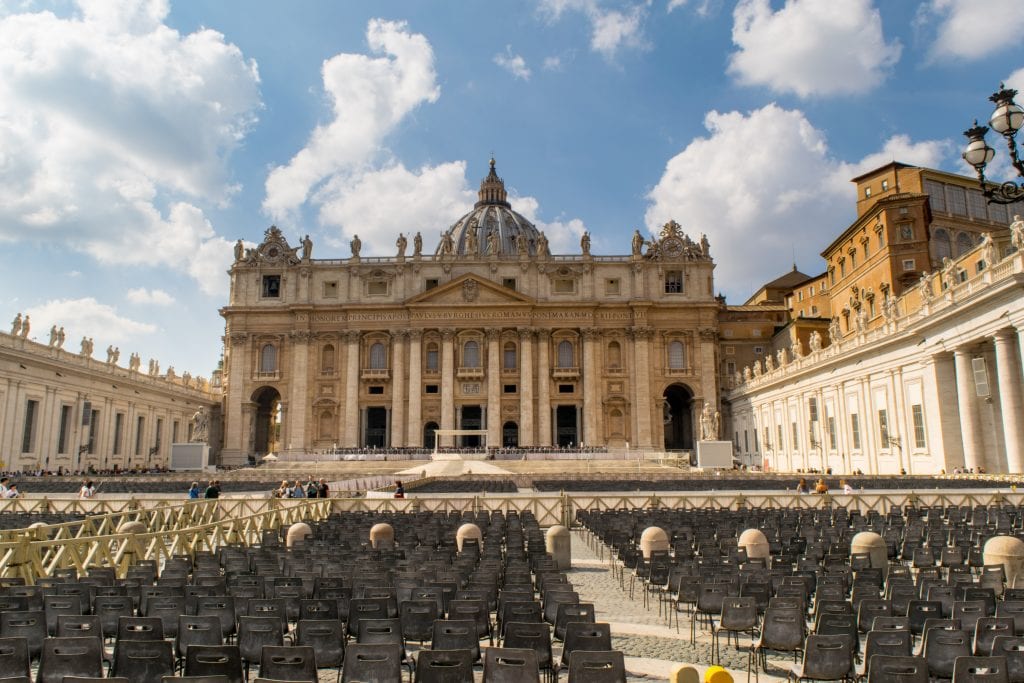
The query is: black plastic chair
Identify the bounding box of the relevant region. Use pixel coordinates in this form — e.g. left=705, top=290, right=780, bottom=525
left=432, top=620, right=481, bottom=663
left=237, top=615, right=284, bottom=680
left=753, top=607, right=805, bottom=680
left=415, top=648, right=475, bottom=683
left=559, top=622, right=612, bottom=673
left=554, top=603, right=596, bottom=643
left=176, top=615, right=224, bottom=670
left=952, top=655, right=1010, bottom=683
left=502, top=621, right=554, bottom=683
left=259, top=644, right=318, bottom=683
left=713, top=596, right=759, bottom=666
left=117, top=615, right=165, bottom=641
left=975, top=618, right=1016, bottom=656
left=43, top=595, right=82, bottom=637
left=342, top=643, right=403, bottom=683
left=923, top=627, right=971, bottom=680
left=400, top=599, right=439, bottom=645
left=0, top=637, right=30, bottom=680
left=791, top=633, right=855, bottom=683
left=865, top=654, right=929, bottom=683
left=110, top=638, right=175, bottom=683
left=94, top=595, right=134, bottom=640
left=991, top=636, right=1024, bottom=683
left=0, top=611, right=45, bottom=660
left=194, top=596, right=237, bottom=640
left=566, top=650, right=626, bottom=683
left=183, top=644, right=244, bottom=683
left=294, top=619, right=346, bottom=682
left=483, top=646, right=540, bottom=683
left=36, top=636, right=104, bottom=683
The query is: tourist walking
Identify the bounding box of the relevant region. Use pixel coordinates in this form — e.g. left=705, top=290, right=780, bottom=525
left=204, top=480, right=221, bottom=498
left=187, top=481, right=201, bottom=499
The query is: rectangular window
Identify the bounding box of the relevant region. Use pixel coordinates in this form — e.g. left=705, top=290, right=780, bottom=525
left=725, top=346, right=735, bottom=355
left=425, top=278, right=439, bottom=290
left=877, top=409, right=889, bottom=446
left=503, top=384, right=517, bottom=394
left=972, top=357, right=990, bottom=397
left=664, top=271, right=683, bottom=294
left=367, top=281, right=388, bottom=295
left=368, top=386, right=384, bottom=395
left=134, top=416, right=145, bottom=456
left=558, top=384, right=574, bottom=393
left=839, top=261, right=846, bottom=277
left=791, top=422, right=799, bottom=448
left=425, top=384, right=439, bottom=394
left=850, top=414, right=861, bottom=450
left=605, top=278, right=620, bottom=295
left=827, top=416, right=837, bottom=450
left=155, top=418, right=163, bottom=454
left=829, top=268, right=835, bottom=285
left=902, top=259, right=915, bottom=271
left=322, top=281, right=338, bottom=298
left=57, top=405, right=72, bottom=454
left=924, top=179, right=946, bottom=212
left=172, top=420, right=179, bottom=444
left=726, top=361, right=736, bottom=375
left=968, top=190, right=988, bottom=220
left=261, top=275, right=280, bottom=298
left=753, top=346, right=763, bottom=354
left=864, top=187, right=872, bottom=198
left=850, top=252, right=857, bottom=268
left=502, top=278, right=517, bottom=290
left=912, top=404, right=926, bottom=449
left=87, top=410, right=99, bottom=454
left=808, top=397, right=818, bottom=423
left=947, top=185, right=967, bottom=216
left=113, top=413, right=124, bottom=455
left=744, top=431, right=749, bottom=452
left=777, top=424, right=784, bottom=450
left=877, top=230, right=885, bottom=249
left=21, top=399, right=38, bottom=453
left=426, top=347, right=439, bottom=372
left=881, top=179, right=889, bottom=191
left=554, top=278, right=575, bottom=294
left=798, top=291, right=804, bottom=302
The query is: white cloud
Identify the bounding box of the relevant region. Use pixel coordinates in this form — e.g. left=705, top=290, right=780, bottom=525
left=1006, top=68, right=1024, bottom=94
left=0, top=0, right=261, bottom=296
left=645, top=104, right=946, bottom=299
left=728, top=0, right=901, bottom=98
left=668, top=0, right=717, bottom=15
left=537, top=0, right=648, bottom=60
left=494, top=46, right=531, bottom=80
left=512, top=195, right=588, bottom=254
left=263, top=19, right=439, bottom=220
left=918, top=0, right=1024, bottom=61
left=542, top=56, right=564, bottom=71
left=126, top=287, right=175, bottom=306
left=25, top=297, right=157, bottom=350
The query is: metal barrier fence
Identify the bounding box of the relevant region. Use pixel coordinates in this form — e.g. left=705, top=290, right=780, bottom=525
left=0, top=488, right=1020, bottom=582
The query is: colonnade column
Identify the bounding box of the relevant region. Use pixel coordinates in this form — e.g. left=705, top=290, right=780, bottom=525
left=440, top=328, right=455, bottom=447
left=632, top=328, right=653, bottom=449
left=519, top=330, right=534, bottom=447
left=486, top=329, right=501, bottom=450
left=406, top=331, right=422, bottom=447
left=536, top=330, right=551, bottom=446
left=343, top=331, right=360, bottom=448
left=953, top=347, right=984, bottom=471
left=582, top=328, right=599, bottom=446
left=286, top=331, right=311, bottom=454
left=994, top=329, right=1024, bottom=472
left=390, top=331, right=406, bottom=448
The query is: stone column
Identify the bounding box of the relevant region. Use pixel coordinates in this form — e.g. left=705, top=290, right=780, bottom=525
left=994, top=329, right=1024, bottom=472
left=633, top=328, right=653, bottom=449
left=390, top=331, right=406, bottom=448
left=536, top=330, right=552, bottom=446
left=582, top=328, right=600, bottom=446
left=440, top=328, right=456, bottom=447
left=889, top=368, right=909, bottom=474
left=343, top=331, right=360, bottom=448
left=406, top=331, right=422, bottom=447
left=519, top=330, right=535, bottom=447
left=954, top=347, right=984, bottom=471
left=221, top=332, right=249, bottom=464
left=286, top=331, right=311, bottom=454
left=486, top=329, right=501, bottom=449
left=927, top=352, right=965, bottom=471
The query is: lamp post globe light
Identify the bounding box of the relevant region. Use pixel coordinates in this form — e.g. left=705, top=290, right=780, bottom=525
left=963, top=84, right=1024, bottom=205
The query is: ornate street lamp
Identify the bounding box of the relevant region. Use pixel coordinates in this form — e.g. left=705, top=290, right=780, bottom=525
left=963, top=84, right=1024, bottom=204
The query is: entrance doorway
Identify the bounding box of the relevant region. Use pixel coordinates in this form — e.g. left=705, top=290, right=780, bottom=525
left=502, top=421, right=519, bottom=448
left=365, top=407, right=387, bottom=448
left=460, top=406, right=482, bottom=447
left=663, top=384, right=694, bottom=450
left=252, top=386, right=281, bottom=455
left=423, top=422, right=438, bottom=450
left=555, top=406, right=578, bottom=447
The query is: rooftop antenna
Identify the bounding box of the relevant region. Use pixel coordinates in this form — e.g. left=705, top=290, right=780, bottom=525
left=791, top=244, right=797, bottom=271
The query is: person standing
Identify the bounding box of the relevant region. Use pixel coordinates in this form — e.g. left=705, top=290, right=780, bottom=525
left=290, top=480, right=306, bottom=498
left=317, top=478, right=329, bottom=498
left=187, top=482, right=201, bottom=499
left=204, top=480, right=221, bottom=499
left=79, top=480, right=96, bottom=498
left=4, top=483, right=19, bottom=498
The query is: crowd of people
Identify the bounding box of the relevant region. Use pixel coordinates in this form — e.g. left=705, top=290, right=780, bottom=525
left=270, top=477, right=330, bottom=498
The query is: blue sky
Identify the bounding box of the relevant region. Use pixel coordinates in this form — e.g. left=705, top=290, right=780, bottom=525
left=1, top=0, right=1021, bottom=378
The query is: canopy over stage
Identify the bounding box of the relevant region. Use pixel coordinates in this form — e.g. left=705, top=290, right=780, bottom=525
left=431, top=429, right=489, bottom=460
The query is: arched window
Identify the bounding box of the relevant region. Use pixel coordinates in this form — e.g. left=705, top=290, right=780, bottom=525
left=503, top=342, right=517, bottom=370
left=321, top=344, right=335, bottom=373
left=260, top=344, right=277, bottom=373
left=668, top=341, right=686, bottom=370
left=557, top=340, right=574, bottom=368
left=425, top=342, right=439, bottom=372
left=463, top=340, right=480, bottom=368
left=933, top=228, right=952, bottom=261
left=369, top=342, right=387, bottom=369
left=607, top=341, right=622, bottom=369
left=956, top=232, right=973, bottom=257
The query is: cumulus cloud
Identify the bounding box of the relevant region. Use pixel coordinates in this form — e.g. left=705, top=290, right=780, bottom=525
left=537, top=0, right=648, bottom=60
left=0, top=0, right=260, bottom=296
left=263, top=19, right=439, bottom=220
left=494, top=46, right=531, bottom=80
left=645, top=104, right=946, bottom=299
left=25, top=297, right=157, bottom=349
left=126, top=288, right=175, bottom=306
left=917, top=0, right=1024, bottom=61
left=1006, top=67, right=1024, bottom=93
left=668, top=0, right=718, bottom=15
left=728, top=0, right=901, bottom=98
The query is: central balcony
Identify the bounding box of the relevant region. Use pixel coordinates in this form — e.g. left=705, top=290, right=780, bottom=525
left=551, top=366, right=580, bottom=379
left=361, top=368, right=390, bottom=381
left=457, top=366, right=484, bottom=380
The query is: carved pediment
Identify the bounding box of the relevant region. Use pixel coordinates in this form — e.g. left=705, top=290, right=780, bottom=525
left=406, top=274, right=535, bottom=306
left=243, top=226, right=301, bottom=266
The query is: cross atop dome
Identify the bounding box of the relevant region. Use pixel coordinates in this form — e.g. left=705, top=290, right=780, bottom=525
left=475, top=157, right=511, bottom=209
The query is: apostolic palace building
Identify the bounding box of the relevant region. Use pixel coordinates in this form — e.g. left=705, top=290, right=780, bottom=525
left=1, top=159, right=1023, bottom=474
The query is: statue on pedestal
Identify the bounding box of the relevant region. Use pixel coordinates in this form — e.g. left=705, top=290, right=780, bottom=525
left=537, top=232, right=549, bottom=257
left=439, top=231, right=454, bottom=256
left=413, top=232, right=422, bottom=257
left=396, top=233, right=407, bottom=258
left=580, top=231, right=591, bottom=256
left=631, top=230, right=644, bottom=256
left=700, top=233, right=710, bottom=258
left=1011, top=215, right=1024, bottom=251
left=301, top=234, right=312, bottom=260
left=919, top=272, right=934, bottom=303
left=941, top=257, right=957, bottom=290
left=777, top=348, right=788, bottom=368
left=49, top=326, right=59, bottom=347
left=829, top=316, right=841, bottom=342
left=57, top=327, right=65, bottom=349
left=791, top=338, right=803, bottom=360
left=190, top=407, right=209, bottom=443
left=487, top=230, right=499, bottom=256
left=809, top=331, right=822, bottom=352
left=129, top=352, right=141, bottom=371
left=465, top=223, right=479, bottom=254
left=981, top=233, right=997, bottom=267
left=10, top=313, right=21, bottom=336
left=700, top=403, right=719, bottom=441
left=234, top=239, right=244, bottom=262
left=20, top=315, right=29, bottom=338
left=350, top=234, right=361, bottom=258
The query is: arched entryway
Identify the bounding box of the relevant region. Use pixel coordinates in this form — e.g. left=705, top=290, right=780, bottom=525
left=663, top=384, right=694, bottom=451
left=251, top=386, right=282, bottom=455
left=423, top=422, right=438, bottom=450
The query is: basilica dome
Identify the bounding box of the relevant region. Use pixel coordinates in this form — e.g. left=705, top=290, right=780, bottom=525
left=436, top=159, right=545, bottom=257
